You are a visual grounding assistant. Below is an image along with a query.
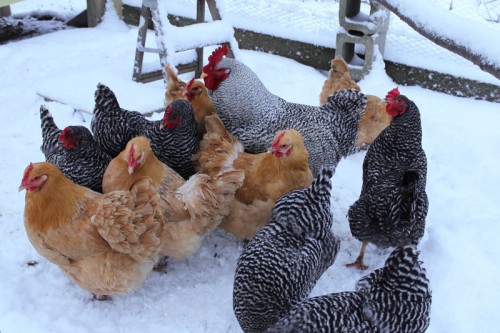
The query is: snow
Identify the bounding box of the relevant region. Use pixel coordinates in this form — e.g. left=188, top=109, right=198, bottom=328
left=385, top=0, right=500, bottom=68
left=1, top=2, right=500, bottom=333
left=123, top=0, right=500, bottom=85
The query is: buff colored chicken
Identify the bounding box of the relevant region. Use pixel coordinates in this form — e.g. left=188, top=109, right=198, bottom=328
left=164, top=67, right=217, bottom=140
left=320, top=56, right=392, bottom=149
left=20, top=162, right=164, bottom=298
left=102, top=136, right=244, bottom=260
left=193, top=115, right=313, bottom=240
left=184, top=78, right=217, bottom=140
left=164, top=64, right=187, bottom=105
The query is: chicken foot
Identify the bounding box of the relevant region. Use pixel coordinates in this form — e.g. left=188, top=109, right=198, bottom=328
left=346, top=242, right=369, bottom=270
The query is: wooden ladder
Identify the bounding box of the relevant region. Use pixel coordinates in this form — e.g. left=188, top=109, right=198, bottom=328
left=132, top=0, right=237, bottom=83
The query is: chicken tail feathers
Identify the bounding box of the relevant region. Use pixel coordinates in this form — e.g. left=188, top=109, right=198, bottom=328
left=310, top=166, right=335, bottom=203
left=164, top=64, right=179, bottom=83
left=401, top=170, right=419, bottom=194
left=325, top=88, right=367, bottom=119
left=176, top=168, right=244, bottom=236
left=192, top=114, right=243, bottom=175
left=356, top=245, right=432, bottom=333
left=93, top=176, right=163, bottom=262
left=94, top=83, right=120, bottom=112
left=39, top=105, right=62, bottom=157
left=205, top=114, right=231, bottom=139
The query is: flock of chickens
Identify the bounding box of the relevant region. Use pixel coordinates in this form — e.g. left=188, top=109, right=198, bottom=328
left=19, top=44, right=432, bottom=332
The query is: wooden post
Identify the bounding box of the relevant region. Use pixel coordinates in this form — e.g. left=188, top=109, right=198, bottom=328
left=86, top=0, right=123, bottom=27
left=0, top=5, right=11, bottom=17
left=132, top=4, right=150, bottom=82
left=195, top=0, right=205, bottom=77
left=86, top=0, right=105, bottom=27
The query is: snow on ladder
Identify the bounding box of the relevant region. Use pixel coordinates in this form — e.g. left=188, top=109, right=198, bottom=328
left=132, top=0, right=238, bottom=83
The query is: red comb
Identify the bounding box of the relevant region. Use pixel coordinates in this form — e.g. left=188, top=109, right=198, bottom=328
left=58, top=127, right=71, bottom=141
left=21, top=162, right=34, bottom=185
left=208, top=45, right=229, bottom=65
left=166, top=104, right=173, bottom=117
left=128, top=144, right=136, bottom=165
left=203, top=45, right=229, bottom=73
left=271, top=131, right=286, bottom=149
left=386, top=87, right=400, bottom=100
left=186, top=78, right=196, bottom=91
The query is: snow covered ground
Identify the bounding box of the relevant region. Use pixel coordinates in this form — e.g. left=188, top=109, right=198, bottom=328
left=1, top=2, right=500, bottom=333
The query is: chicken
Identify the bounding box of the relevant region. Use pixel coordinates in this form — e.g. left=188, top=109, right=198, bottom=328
left=202, top=45, right=367, bottom=176
left=319, top=56, right=393, bottom=149
left=185, top=78, right=217, bottom=140
left=319, top=56, right=361, bottom=104
left=102, top=136, right=244, bottom=260
left=233, top=167, right=340, bottom=333
left=193, top=114, right=313, bottom=240
left=19, top=162, right=165, bottom=298
left=266, top=245, right=432, bottom=333
left=91, top=83, right=198, bottom=179
left=164, top=64, right=187, bottom=105
left=347, top=88, right=429, bottom=270
left=39, top=105, right=111, bottom=193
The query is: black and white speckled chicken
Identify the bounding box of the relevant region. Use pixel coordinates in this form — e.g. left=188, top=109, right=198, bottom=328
left=347, top=88, right=429, bottom=270
left=39, top=105, right=111, bottom=193
left=202, top=45, right=367, bottom=177
left=266, top=245, right=432, bottom=333
left=233, top=167, right=340, bottom=333
left=91, top=83, right=198, bottom=179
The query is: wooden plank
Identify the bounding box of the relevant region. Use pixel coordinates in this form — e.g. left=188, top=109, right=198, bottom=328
left=0, top=5, right=11, bottom=17
left=195, top=0, right=205, bottom=77
left=132, top=4, right=151, bottom=82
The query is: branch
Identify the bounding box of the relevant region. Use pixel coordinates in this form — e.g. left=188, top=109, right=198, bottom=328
left=374, top=0, right=500, bottom=80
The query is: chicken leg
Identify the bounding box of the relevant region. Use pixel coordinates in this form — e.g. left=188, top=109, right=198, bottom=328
left=346, top=242, right=369, bottom=270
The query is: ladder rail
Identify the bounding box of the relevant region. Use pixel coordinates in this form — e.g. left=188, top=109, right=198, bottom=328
left=132, top=0, right=237, bottom=83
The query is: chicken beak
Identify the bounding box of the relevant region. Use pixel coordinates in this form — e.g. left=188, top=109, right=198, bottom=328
left=200, top=72, right=208, bottom=78
left=127, top=165, right=134, bottom=175
left=18, top=184, right=26, bottom=192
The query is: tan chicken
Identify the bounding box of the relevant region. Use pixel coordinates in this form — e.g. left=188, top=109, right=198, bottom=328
left=184, top=78, right=217, bottom=140
left=102, top=136, right=244, bottom=260
left=319, top=56, right=392, bottom=149
left=164, top=64, right=187, bottom=105
left=164, top=66, right=217, bottom=140
left=193, top=115, right=313, bottom=240
left=19, top=162, right=164, bottom=298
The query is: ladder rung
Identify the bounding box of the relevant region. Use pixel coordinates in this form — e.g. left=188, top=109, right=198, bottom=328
left=137, top=46, right=162, bottom=54
left=162, top=21, right=235, bottom=53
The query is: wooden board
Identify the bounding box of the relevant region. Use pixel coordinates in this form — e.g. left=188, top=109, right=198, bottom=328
left=36, top=70, right=166, bottom=116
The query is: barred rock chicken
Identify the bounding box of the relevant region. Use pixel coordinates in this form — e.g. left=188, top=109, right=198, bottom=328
left=233, top=167, right=340, bottom=333
left=347, top=88, right=429, bottom=270
left=39, top=105, right=111, bottom=193
left=91, top=83, right=198, bottom=179
left=193, top=115, right=312, bottom=240
left=202, top=45, right=367, bottom=176
left=20, top=162, right=165, bottom=298
left=102, top=136, right=244, bottom=260
left=185, top=78, right=217, bottom=140
left=164, top=64, right=187, bottom=105
left=319, top=56, right=393, bottom=149
left=266, top=245, right=432, bottom=333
